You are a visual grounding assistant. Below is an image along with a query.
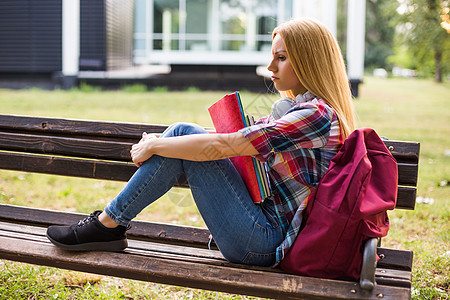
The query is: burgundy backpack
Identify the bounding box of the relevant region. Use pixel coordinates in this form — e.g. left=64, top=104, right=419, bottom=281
left=279, top=128, right=398, bottom=280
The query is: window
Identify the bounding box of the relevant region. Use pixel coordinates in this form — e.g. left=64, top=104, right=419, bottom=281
left=134, top=0, right=281, bottom=64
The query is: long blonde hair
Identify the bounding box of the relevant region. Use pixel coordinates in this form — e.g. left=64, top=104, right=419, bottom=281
left=273, top=18, right=356, bottom=138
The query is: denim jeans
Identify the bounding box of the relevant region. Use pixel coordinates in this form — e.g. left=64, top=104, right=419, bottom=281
left=104, top=122, right=285, bottom=266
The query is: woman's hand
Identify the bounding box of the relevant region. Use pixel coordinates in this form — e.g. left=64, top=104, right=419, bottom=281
left=130, top=132, right=157, bottom=167
left=130, top=131, right=258, bottom=166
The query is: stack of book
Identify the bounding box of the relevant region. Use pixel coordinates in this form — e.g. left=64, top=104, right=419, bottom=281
left=208, top=92, right=271, bottom=203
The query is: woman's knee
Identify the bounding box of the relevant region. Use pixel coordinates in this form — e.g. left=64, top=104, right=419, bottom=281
left=163, top=122, right=207, bottom=137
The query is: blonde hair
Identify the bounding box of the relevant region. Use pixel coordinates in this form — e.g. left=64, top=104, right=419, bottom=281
left=273, top=18, right=356, bottom=138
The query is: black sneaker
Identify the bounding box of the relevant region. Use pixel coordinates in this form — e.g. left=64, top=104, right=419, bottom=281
left=46, top=210, right=129, bottom=251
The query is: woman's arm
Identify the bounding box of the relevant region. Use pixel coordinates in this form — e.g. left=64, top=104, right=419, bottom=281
left=130, top=132, right=259, bottom=167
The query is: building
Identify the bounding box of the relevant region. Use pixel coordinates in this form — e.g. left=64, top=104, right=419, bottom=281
left=0, top=0, right=366, bottom=95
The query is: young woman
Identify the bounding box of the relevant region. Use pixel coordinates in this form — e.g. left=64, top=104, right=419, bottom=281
left=47, top=18, right=356, bottom=267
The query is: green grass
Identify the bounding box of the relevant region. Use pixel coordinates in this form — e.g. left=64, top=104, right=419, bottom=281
left=0, top=78, right=448, bottom=299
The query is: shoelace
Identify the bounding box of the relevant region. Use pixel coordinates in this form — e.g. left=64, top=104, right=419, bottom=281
left=76, top=212, right=132, bottom=231
left=77, top=214, right=95, bottom=227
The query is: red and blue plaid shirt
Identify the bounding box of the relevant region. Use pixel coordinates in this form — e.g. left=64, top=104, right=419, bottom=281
left=239, top=92, right=343, bottom=264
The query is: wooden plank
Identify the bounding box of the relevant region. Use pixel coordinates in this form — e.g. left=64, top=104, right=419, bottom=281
left=0, top=221, right=285, bottom=275
left=0, top=221, right=223, bottom=262
left=0, top=221, right=411, bottom=283
left=0, top=151, right=136, bottom=181
left=0, top=133, right=418, bottom=187
left=0, top=132, right=133, bottom=161
left=384, top=140, right=420, bottom=164
left=0, top=204, right=211, bottom=248
left=377, top=248, right=414, bottom=272
left=0, top=152, right=189, bottom=187
left=397, top=163, right=419, bottom=186
left=0, top=231, right=412, bottom=299
left=0, top=114, right=419, bottom=162
left=0, top=199, right=417, bottom=255
left=0, top=223, right=247, bottom=272
left=0, top=152, right=416, bottom=210
left=0, top=204, right=415, bottom=273
left=375, top=268, right=412, bottom=288
left=0, top=114, right=169, bottom=140
left=396, top=187, right=416, bottom=210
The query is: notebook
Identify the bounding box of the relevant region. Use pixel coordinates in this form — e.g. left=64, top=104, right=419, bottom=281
left=208, top=92, right=271, bottom=203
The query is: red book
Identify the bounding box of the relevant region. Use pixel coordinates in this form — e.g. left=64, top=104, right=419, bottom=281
left=208, top=92, right=267, bottom=203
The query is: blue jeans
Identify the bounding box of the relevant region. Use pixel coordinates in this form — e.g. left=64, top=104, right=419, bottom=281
left=104, top=122, right=285, bottom=266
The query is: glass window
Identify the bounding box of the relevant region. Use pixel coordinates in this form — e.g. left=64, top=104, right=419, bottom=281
left=258, top=15, right=277, bottom=36
left=134, top=0, right=147, bottom=34
left=220, top=0, right=246, bottom=35
left=222, top=40, right=245, bottom=51
left=134, top=0, right=280, bottom=62
left=153, top=39, right=179, bottom=50
left=154, top=0, right=180, bottom=34
left=219, top=0, right=277, bottom=51
left=186, top=0, right=208, bottom=34
left=186, top=40, right=209, bottom=51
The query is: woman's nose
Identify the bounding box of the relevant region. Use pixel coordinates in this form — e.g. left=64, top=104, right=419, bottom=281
left=267, top=60, right=276, bottom=72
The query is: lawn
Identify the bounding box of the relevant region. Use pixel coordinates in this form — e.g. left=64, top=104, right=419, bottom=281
left=0, top=77, right=448, bottom=299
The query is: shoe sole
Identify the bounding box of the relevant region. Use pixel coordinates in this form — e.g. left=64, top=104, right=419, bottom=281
left=46, top=233, right=128, bottom=251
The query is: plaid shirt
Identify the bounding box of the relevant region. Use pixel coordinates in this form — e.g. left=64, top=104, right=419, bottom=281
left=239, top=92, right=343, bottom=264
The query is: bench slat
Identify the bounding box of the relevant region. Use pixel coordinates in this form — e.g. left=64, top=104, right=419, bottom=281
left=395, top=187, right=416, bottom=210
left=0, top=222, right=413, bottom=300
left=0, top=221, right=224, bottom=262
left=0, top=114, right=420, bottom=164
left=383, top=141, right=420, bottom=164
left=0, top=204, right=211, bottom=248
left=0, top=151, right=417, bottom=211
left=7, top=221, right=410, bottom=283
left=0, top=151, right=136, bottom=181
left=2, top=226, right=411, bottom=285
left=0, top=152, right=417, bottom=210
left=375, top=269, right=412, bottom=288
left=397, top=163, right=419, bottom=186
left=0, top=151, right=189, bottom=188
left=0, top=204, right=414, bottom=272
left=0, top=132, right=132, bottom=161
left=0, top=220, right=284, bottom=274
left=377, top=248, right=414, bottom=272
left=0, top=114, right=168, bottom=141
left=0, top=132, right=419, bottom=188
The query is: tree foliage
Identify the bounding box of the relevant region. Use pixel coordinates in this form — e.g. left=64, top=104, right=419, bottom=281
left=336, top=0, right=449, bottom=81
left=337, top=0, right=402, bottom=70
left=394, top=0, right=450, bottom=82
left=364, top=0, right=399, bottom=69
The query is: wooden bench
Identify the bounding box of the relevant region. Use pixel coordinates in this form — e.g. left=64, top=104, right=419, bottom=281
left=0, top=114, right=420, bottom=299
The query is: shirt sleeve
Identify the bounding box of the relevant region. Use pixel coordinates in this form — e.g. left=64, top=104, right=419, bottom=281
left=239, top=101, right=333, bottom=162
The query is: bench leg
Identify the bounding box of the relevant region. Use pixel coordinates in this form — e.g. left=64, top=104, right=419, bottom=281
left=360, top=237, right=377, bottom=291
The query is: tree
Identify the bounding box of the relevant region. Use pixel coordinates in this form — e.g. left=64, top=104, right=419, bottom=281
left=364, top=0, right=399, bottom=70
left=397, top=0, right=450, bottom=82
left=337, top=0, right=400, bottom=70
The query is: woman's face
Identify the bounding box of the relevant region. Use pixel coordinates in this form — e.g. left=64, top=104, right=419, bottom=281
left=267, top=34, right=306, bottom=96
